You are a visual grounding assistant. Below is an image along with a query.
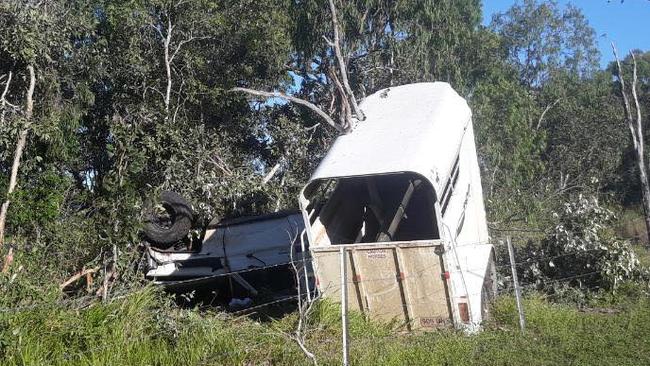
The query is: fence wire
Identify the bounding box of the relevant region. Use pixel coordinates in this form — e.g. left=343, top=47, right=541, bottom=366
left=0, top=238, right=612, bottom=323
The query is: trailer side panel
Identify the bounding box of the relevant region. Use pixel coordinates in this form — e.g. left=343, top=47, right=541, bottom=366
left=312, top=241, right=451, bottom=330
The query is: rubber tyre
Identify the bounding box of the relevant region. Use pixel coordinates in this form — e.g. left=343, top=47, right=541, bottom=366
left=144, top=191, right=193, bottom=248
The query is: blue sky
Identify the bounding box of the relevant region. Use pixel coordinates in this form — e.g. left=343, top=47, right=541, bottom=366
left=482, top=0, right=650, bottom=68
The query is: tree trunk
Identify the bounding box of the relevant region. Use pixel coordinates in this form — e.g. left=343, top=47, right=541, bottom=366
left=0, top=71, right=13, bottom=126
left=612, top=45, right=650, bottom=246
left=0, top=65, right=36, bottom=250
left=636, top=157, right=650, bottom=246
left=630, top=59, right=650, bottom=247
left=328, top=0, right=365, bottom=124
left=164, top=18, right=173, bottom=119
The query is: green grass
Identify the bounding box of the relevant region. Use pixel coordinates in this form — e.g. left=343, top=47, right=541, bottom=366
left=1, top=288, right=649, bottom=365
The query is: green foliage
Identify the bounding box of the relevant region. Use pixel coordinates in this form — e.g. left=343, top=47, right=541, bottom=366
left=472, top=67, right=545, bottom=219
left=2, top=0, right=298, bottom=290
left=290, top=0, right=483, bottom=98
left=538, top=71, right=626, bottom=196
left=490, top=0, right=599, bottom=87
left=0, top=1, right=91, bottom=65
left=531, top=195, right=641, bottom=292
left=6, top=170, right=68, bottom=230
left=481, top=0, right=633, bottom=232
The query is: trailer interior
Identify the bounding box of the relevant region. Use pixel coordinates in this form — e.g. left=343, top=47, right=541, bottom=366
left=303, top=173, right=440, bottom=247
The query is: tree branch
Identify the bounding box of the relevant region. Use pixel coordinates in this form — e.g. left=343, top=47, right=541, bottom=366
left=262, top=163, right=281, bottom=185
left=612, top=43, right=636, bottom=145
left=328, top=67, right=352, bottom=130
left=613, top=43, right=650, bottom=246
left=164, top=18, right=173, bottom=117
left=60, top=267, right=99, bottom=290
left=149, top=23, right=164, bottom=40
left=0, top=65, right=36, bottom=251
left=328, top=0, right=365, bottom=122
left=170, top=34, right=210, bottom=63
left=288, top=230, right=319, bottom=366
left=25, top=65, right=35, bottom=120
left=230, top=87, right=344, bottom=133
left=630, top=51, right=643, bottom=139
left=0, top=71, right=13, bottom=126
left=535, top=98, right=561, bottom=130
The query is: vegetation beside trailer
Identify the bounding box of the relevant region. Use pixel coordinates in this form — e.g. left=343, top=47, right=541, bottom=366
left=1, top=287, right=650, bottom=365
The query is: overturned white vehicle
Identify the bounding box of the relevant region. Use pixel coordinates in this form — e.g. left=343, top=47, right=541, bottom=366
left=144, top=193, right=305, bottom=295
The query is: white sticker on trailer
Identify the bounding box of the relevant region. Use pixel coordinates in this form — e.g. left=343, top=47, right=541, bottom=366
left=366, top=250, right=387, bottom=259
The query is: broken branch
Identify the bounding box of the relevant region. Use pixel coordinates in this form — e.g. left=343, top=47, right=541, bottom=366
left=231, top=87, right=344, bottom=133
left=535, top=98, right=561, bottom=130
left=329, top=67, right=352, bottom=130
left=328, top=0, right=365, bottom=122
left=262, top=163, right=281, bottom=185
left=60, top=267, right=99, bottom=290
left=1, top=247, right=13, bottom=274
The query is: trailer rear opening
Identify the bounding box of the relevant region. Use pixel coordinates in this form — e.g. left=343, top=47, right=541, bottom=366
left=300, top=82, right=495, bottom=330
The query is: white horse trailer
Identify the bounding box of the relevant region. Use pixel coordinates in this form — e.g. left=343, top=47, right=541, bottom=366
left=299, top=82, right=495, bottom=330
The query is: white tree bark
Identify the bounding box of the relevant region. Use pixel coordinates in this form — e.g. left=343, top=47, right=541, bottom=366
left=0, top=65, right=36, bottom=250
left=231, top=87, right=344, bottom=133
left=164, top=18, right=173, bottom=118
left=327, top=0, right=365, bottom=124
left=0, top=71, right=13, bottom=126
left=153, top=10, right=207, bottom=122
left=612, top=44, right=650, bottom=246
left=535, top=98, right=561, bottom=130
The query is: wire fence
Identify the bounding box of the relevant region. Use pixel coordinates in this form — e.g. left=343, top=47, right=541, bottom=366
left=212, top=237, right=610, bottom=331
left=0, top=236, right=609, bottom=316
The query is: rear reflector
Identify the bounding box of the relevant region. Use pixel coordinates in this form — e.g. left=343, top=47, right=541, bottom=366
left=458, top=302, right=470, bottom=323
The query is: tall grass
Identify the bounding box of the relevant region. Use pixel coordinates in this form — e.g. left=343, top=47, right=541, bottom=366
left=1, top=288, right=649, bottom=365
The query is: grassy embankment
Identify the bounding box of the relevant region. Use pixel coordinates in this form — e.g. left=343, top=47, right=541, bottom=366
left=1, top=286, right=649, bottom=365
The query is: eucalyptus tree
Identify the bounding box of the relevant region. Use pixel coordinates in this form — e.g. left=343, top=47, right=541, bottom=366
left=0, top=0, right=95, bottom=251
left=490, top=0, right=599, bottom=88
left=282, top=0, right=484, bottom=131
left=482, top=0, right=605, bottom=228
left=86, top=0, right=296, bottom=230
left=0, top=0, right=297, bottom=281
left=605, top=51, right=650, bottom=207
left=611, top=48, right=650, bottom=244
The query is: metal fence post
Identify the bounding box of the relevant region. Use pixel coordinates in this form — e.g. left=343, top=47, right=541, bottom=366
left=340, top=246, right=349, bottom=366
left=506, top=237, right=526, bottom=333
left=300, top=229, right=312, bottom=303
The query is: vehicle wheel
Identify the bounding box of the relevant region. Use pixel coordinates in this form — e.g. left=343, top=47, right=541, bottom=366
left=480, top=250, right=498, bottom=322
left=143, top=191, right=194, bottom=248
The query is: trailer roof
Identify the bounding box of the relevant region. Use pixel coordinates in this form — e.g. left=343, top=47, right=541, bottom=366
left=307, top=82, right=472, bottom=196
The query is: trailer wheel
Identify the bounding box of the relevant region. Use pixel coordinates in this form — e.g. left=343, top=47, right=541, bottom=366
left=480, top=251, right=498, bottom=322
left=143, top=191, right=194, bottom=248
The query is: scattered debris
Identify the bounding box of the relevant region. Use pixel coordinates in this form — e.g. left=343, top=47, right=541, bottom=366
left=228, top=297, right=253, bottom=310
left=60, top=267, right=99, bottom=291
